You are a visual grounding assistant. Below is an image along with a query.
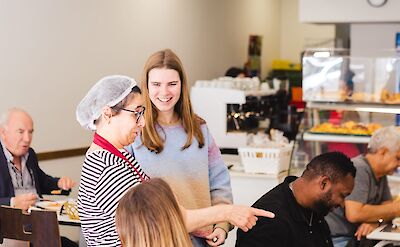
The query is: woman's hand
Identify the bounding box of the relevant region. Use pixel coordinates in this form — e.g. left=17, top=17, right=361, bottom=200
left=206, top=227, right=227, bottom=246
left=182, top=204, right=274, bottom=233
left=224, top=205, right=275, bottom=232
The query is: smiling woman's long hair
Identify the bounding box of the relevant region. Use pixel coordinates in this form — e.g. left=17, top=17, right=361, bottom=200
left=115, top=178, right=192, bottom=247
left=140, top=49, right=204, bottom=153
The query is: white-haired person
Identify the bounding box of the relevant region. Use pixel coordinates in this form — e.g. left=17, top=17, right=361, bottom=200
left=76, top=75, right=275, bottom=247
left=326, top=126, right=400, bottom=247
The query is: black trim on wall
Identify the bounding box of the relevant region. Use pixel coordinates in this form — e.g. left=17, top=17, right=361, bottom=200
left=37, top=147, right=88, bottom=161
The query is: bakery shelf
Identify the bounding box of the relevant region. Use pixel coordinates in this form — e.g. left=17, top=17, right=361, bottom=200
left=307, top=102, right=400, bottom=114
left=303, top=132, right=371, bottom=143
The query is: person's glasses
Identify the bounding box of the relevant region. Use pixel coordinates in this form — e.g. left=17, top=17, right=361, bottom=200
left=120, top=106, right=146, bottom=123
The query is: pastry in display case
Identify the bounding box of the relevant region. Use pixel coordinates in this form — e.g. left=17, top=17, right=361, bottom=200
left=381, top=89, right=400, bottom=104
left=309, top=121, right=382, bottom=136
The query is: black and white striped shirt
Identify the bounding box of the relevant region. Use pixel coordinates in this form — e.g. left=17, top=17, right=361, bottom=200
left=78, top=149, right=148, bottom=247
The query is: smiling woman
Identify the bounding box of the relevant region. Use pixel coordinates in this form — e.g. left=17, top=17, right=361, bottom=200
left=127, top=49, right=235, bottom=247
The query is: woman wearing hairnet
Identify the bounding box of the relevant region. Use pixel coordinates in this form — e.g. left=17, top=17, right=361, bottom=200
left=125, top=49, right=233, bottom=246
left=76, top=75, right=274, bottom=247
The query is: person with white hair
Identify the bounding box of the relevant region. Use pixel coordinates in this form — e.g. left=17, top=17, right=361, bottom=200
left=326, top=126, right=400, bottom=247
left=76, top=75, right=275, bottom=247
left=0, top=108, right=76, bottom=211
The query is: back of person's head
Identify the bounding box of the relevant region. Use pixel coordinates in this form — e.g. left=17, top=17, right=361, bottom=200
left=115, top=178, right=192, bottom=247
left=302, top=152, right=356, bottom=183
left=368, top=126, right=400, bottom=153
left=225, top=67, right=245, bottom=77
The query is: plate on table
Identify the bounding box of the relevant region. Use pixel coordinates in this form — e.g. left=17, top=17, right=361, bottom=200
left=35, top=200, right=65, bottom=211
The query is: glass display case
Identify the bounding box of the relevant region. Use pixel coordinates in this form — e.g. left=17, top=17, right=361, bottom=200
left=303, top=50, right=400, bottom=104
left=300, top=49, right=400, bottom=157
left=288, top=49, right=400, bottom=187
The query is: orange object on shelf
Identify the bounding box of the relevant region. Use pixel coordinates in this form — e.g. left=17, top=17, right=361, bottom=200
left=291, top=87, right=303, bottom=102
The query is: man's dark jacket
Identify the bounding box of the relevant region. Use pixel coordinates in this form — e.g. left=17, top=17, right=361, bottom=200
left=236, top=176, right=333, bottom=247
left=0, top=142, right=59, bottom=205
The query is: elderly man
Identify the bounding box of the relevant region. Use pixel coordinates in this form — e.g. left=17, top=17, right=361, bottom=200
left=326, top=126, right=400, bottom=247
left=0, top=108, right=76, bottom=211
left=236, top=152, right=356, bottom=247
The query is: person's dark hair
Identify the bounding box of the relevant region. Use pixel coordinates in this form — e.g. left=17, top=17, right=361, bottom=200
left=225, top=67, right=245, bottom=77
left=110, top=86, right=142, bottom=114
left=302, top=152, right=356, bottom=183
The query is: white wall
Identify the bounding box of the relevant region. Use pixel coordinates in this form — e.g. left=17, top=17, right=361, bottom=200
left=0, top=0, right=332, bottom=152
left=299, top=0, right=400, bottom=23
left=0, top=0, right=282, bottom=152
left=351, top=23, right=400, bottom=57
left=280, top=0, right=335, bottom=63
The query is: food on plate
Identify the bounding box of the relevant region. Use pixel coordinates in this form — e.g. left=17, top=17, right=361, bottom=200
left=35, top=201, right=63, bottom=211
left=310, top=121, right=382, bottom=136
left=48, top=202, right=62, bottom=207
left=51, top=189, right=62, bottom=195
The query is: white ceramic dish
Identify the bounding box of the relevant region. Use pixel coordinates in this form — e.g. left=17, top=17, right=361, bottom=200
left=35, top=200, right=65, bottom=211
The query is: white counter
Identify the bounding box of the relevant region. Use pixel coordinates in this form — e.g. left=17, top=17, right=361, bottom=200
left=222, top=154, right=287, bottom=246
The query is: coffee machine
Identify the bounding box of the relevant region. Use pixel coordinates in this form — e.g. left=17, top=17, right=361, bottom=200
left=190, top=78, right=277, bottom=149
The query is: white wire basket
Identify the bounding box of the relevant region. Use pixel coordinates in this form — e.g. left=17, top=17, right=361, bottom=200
left=238, top=142, right=294, bottom=175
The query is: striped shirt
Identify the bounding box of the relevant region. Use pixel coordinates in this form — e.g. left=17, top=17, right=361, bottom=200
left=78, top=149, right=148, bottom=247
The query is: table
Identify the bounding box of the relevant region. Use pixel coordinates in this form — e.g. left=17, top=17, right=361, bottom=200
left=367, top=224, right=400, bottom=246
left=31, top=199, right=81, bottom=227
left=58, top=214, right=80, bottom=227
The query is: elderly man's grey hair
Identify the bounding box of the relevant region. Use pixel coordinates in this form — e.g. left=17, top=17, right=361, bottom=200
left=0, top=108, right=29, bottom=129
left=368, top=126, right=400, bottom=153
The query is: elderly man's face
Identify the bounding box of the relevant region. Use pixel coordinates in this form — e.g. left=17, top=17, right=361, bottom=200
left=312, top=174, right=354, bottom=216
left=0, top=111, right=33, bottom=157
left=381, top=149, right=400, bottom=175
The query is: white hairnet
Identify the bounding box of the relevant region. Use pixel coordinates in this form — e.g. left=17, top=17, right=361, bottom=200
left=76, top=75, right=138, bottom=131
left=368, top=126, right=400, bottom=153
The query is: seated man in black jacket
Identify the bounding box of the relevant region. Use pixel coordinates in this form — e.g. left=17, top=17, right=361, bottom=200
left=0, top=108, right=76, bottom=211
left=236, top=152, right=356, bottom=247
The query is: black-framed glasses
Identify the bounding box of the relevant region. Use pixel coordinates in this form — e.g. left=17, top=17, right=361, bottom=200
left=120, top=106, right=146, bottom=123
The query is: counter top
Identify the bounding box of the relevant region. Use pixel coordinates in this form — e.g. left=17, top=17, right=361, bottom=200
left=222, top=154, right=288, bottom=179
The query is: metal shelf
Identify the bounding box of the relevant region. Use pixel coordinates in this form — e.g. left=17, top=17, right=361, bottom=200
left=303, top=132, right=371, bottom=143
left=307, top=101, right=400, bottom=114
